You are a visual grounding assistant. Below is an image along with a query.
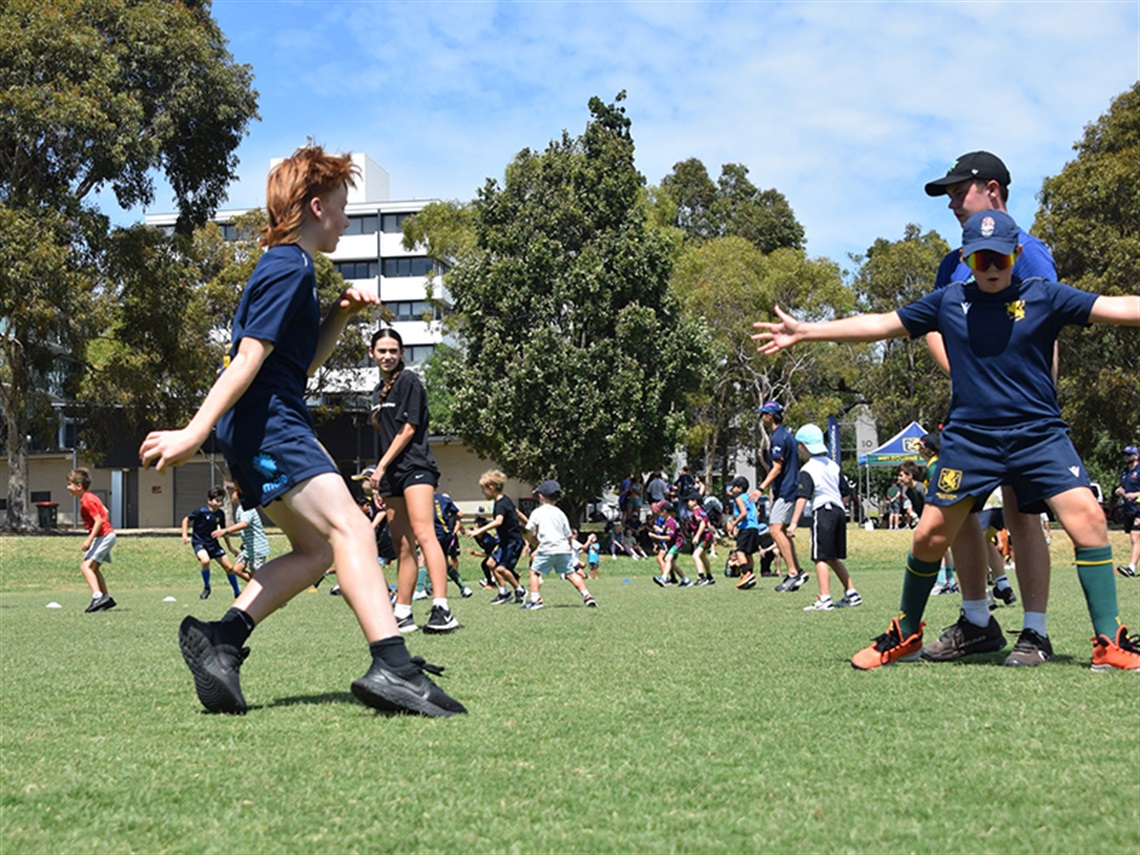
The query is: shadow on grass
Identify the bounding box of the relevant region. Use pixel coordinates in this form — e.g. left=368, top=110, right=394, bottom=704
left=264, top=691, right=357, bottom=708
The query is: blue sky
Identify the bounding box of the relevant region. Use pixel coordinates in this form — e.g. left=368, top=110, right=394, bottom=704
left=111, top=0, right=1139, bottom=270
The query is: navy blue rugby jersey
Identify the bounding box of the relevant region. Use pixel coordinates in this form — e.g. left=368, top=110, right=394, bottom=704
left=218, top=245, right=320, bottom=453
left=897, top=277, right=1097, bottom=425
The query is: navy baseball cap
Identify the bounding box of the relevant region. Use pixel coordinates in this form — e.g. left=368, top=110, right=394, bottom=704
left=1124, top=446, right=1139, bottom=456
left=756, top=401, right=784, bottom=415
left=961, top=210, right=1020, bottom=257
left=534, top=479, right=562, bottom=498
left=924, top=151, right=1011, bottom=197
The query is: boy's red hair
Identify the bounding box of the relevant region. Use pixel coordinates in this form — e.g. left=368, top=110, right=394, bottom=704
left=261, top=145, right=359, bottom=248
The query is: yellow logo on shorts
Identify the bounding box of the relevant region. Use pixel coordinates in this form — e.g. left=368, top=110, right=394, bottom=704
left=938, top=468, right=962, bottom=492
left=1006, top=300, right=1026, bottom=321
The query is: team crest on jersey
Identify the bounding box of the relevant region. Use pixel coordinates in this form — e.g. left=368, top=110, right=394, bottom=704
left=1006, top=300, right=1026, bottom=321
left=961, top=302, right=971, bottom=315
left=938, top=468, right=962, bottom=492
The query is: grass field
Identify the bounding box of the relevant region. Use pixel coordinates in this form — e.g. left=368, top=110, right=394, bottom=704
left=2, top=527, right=1138, bottom=854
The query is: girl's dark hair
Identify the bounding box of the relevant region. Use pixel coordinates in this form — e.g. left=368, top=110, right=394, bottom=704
left=371, top=328, right=405, bottom=418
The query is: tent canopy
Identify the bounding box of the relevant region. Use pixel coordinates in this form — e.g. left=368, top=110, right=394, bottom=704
left=858, top=421, right=927, bottom=467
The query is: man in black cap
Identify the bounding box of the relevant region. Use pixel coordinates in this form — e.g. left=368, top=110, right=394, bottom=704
left=920, top=151, right=1059, bottom=668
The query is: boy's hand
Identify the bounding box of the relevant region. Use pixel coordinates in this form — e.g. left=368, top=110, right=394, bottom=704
left=139, top=428, right=205, bottom=473
left=181, top=535, right=190, bottom=545
left=752, top=306, right=803, bottom=355
left=336, top=287, right=382, bottom=314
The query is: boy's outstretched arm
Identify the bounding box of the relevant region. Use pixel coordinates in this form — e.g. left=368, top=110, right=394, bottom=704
left=1088, top=294, right=1140, bottom=326
left=140, top=337, right=272, bottom=472
left=752, top=305, right=907, bottom=355
left=310, top=287, right=382, bottom=375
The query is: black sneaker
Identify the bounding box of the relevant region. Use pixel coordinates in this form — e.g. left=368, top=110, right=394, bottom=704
left=93, top=595, right=117, bottom=612
left=178, top=616, right=249, bottom=714
left=489, top=591, right=513, bottom=605
left=774, top=575, right=794, bottom=592
left=583, top=596, right=598, bottom=607
left=993, top=583, right=1017, bottom=606
left=514, top=589, right=526, bottom=604
left=920, top=611, right=1007, bottom=661
left=788, top=572, right=810, bottom=592
left=199, top=587, right=211, bottom=600
left=351, top=656, right=467, bottom=717
left=1116, top=565, right=1137, bottom=578
left=85, top=595, right=110, bottom=613
left=1002, top=628, right=1054, bottom=667
left=423, top=605, right=459, bottom=634
left=396, top=614, right=419, bottom=634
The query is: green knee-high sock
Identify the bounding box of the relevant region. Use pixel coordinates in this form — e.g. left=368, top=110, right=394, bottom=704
left=447, top=566, right=464, bottom=588
left=899, top=552, right=942, bottom=637
left=1075, top=545, right=1119, bottom=638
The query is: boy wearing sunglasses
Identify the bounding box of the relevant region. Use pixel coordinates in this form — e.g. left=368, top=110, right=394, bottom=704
left=921, top=151, right=1058, bottom=667
left=753, top=209, right=1140, bottom=671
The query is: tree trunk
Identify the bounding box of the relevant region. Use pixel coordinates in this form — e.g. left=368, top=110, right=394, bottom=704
left=3, top=356, right=33, bottom=531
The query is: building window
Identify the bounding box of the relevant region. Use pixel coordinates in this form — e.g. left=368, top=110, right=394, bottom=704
left=381, top=257, right=437, bottom=278
left=381, top=212, right=411, bottom=233
left=335, top=260, right=379, bottom=280
left=343, top=215, right=378, bottom=236
left=388, top=301, right=440, bottom=322
left=405, top=344, right=435, bottom=365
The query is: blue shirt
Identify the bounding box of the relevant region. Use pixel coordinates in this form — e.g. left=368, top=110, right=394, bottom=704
left=1121, top=463, right=1140, bottom=515
left=934, top=228, right=1056, bottom=289
left=897, top=277, right=1098, bottom=426
left=768, top=425, right=800, bottom=502
left=433, top=493, right=459, bottom=540
left=736, top=492, right=759, bottom=531
left=218, top=245, right=320, bottom=454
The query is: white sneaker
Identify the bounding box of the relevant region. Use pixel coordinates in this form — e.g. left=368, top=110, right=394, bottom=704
left=804, top=596, right=834, bottom=611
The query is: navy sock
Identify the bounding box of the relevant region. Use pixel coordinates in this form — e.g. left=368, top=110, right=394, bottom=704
left=226, top=573, right=241, bottom=595
left=201, top=568, right=211, bottom=588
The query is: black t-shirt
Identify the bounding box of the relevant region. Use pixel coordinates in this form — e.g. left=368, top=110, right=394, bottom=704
left=906, top=485, right=925, bottom=516
left=371, top=370, right=438, bottom=478
left=494, top=495, right=524, bottom=545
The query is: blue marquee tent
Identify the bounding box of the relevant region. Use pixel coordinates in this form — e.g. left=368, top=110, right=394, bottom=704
left=858, top=421, right=927, bottom=466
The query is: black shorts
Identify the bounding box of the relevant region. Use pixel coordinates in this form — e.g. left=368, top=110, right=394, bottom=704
left=734, top=528, right=759, bottom=555
left=809, top=505, right=846, bottom=562
left=491, top=538, right=525, bottom=573
left=1125, top=512, right=1140, bottom=535
left=437, top=533, right=460, bottom=559
left=379, top=467, right=439, bottom=498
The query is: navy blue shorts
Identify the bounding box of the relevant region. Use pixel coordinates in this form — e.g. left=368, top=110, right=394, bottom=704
left=223, top=434, right=339, bottom=510
left=379, top=467, right=438, bottom=498
left=491, top=538, right=525, bottom=573
left=929, top=420, right=1091, bottom=515
left=193, top=539, right=226, bottom=561
left=976, top=507, right=1006, bottom=532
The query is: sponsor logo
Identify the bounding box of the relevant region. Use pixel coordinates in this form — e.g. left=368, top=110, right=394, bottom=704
left=936, top=493, right=960, bottom=502
left=1069, top=465, right=1081, bottom=477
left=961, top=302, right=971, bottom=315
left=1006, top=300, right=1026, bottom=321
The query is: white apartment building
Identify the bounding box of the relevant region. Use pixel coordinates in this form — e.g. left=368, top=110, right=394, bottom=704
left=146, top=153, right=448, bottom=365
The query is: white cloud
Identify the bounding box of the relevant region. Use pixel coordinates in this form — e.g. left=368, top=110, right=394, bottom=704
left=114, top=0, right=1138, bottom=265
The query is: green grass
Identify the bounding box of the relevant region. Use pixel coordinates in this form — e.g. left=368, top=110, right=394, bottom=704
left=2, top=528, right=1138, bottom=854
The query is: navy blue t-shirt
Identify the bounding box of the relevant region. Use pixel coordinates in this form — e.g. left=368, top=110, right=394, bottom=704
left=218, top=245, right=320, bottom=454
left=187, top=505, right=225, bottom=547
left=897, top=277, right=1097, bottom=426
left=768, top=424, right=800, bottom=503
left=494, top=495, right=524, bottom=545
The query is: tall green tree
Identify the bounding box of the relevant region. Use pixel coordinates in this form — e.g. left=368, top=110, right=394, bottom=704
left=671, top=239, right=852, bottom=482
left=1033, top=82, right=1140, bottom=476
left=432, top=94, right=706, bottom=513
left=848, top=224, right=952, bottom=432
left=657, top=158, right=805, bottom=253
left=0, top=0, right=258, bottom=528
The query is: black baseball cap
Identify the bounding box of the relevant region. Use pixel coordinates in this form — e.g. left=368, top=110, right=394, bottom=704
left=924, top=151, right=1011, bottom=197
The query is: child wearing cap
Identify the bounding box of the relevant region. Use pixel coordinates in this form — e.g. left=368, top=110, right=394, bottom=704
left=755, top=209, right=1140, bottom=671
left=521, top=481, right=597, bottom=609
left=788, top=424, right=861, bottom=611
left=757, top=401, right=808, bottom=593
left=725, top=476, right=762, bottom=588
